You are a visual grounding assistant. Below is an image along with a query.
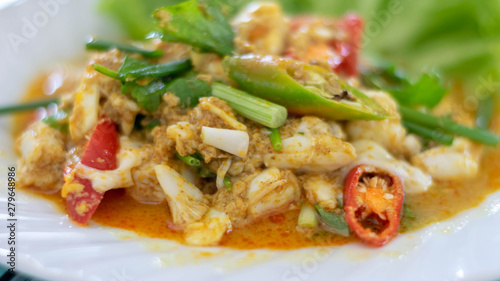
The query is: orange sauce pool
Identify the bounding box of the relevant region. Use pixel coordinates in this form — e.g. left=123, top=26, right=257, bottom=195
left=39, top=189, right=356, bottom=249
left=16, top=71, right=500, bottom=250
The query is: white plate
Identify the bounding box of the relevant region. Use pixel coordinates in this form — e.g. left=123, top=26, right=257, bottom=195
left=1, top=1, right=500, bottom=280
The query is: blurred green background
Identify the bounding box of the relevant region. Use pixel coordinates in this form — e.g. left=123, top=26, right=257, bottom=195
left=100, top=0, right=500, bottom=94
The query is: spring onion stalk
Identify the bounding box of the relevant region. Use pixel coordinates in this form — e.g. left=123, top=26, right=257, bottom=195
left=223, top=177, right=232, bottom=191
left=298, top=204, right=318, bottom=228
left=399, top=106, right=499, bottom=146
left=0, top=98, right=59, bottom=115
left=176, top=153, right=201, bottom=167
left=211, top=83, right=287, bottom=128
left=86, top=39, right=164, bottom=59
left=92, top=64, right=120, bottom=80
left=476, top=96, right=494, bottom=130
left=402, top=121, right=454, bottom=145
left=269, top=128, right=283, bottom=152
left=201, top=126, right=249, bottom=158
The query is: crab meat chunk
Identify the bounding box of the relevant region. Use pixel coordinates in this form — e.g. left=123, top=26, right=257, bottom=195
left=411, top=138, right=479, bottom=181
left=184, top=209, right=232, bottom=246
left=155, top=165, right=210, bottom=225
left=265, top=116, right=356, bottom=172
left=346, top=90, right=421, bottom=158
left=347, top=140, right=432, bottom=194
left=302, top=173, right=343, bottom=212
left=246, top=167, right=300, bottom=217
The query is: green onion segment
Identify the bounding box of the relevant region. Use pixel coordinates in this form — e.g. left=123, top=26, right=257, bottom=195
left=211, top=82, right=287, bottom=128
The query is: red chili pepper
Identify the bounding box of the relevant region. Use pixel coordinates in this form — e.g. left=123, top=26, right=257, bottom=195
left=80, top=118, right=119, bottom=170
left=286, top=15, right=363, bottom=77
left=64, top=117, right=119, bottom=225
left=331, top=14, right=363, bottom=77
left=343, top=165, right=403, bottom=247
left=65, top=176, right=104, bottom=225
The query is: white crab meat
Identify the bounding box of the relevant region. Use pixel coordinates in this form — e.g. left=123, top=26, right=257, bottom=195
left=127, top=162, right=165, bottom=204
left=69, top=83, right=99, bottom=142
left=154, top=165, right=210, bottom=225
left=345, top=90, right=421, bottom=157
left=411, top=138, right=479, bottom=181
left=302, top=173, right=342, bottom=212
left=264, top=117, right=356, bottom=172
left=347, top=140, right=432, bottom=194
left=246, top=167, right=300, bottom=217
left=183, top=208, right=232, bottom=246
left=72, top=137, right=149, bottom=193
left=167, top=122, right=199, bottom=156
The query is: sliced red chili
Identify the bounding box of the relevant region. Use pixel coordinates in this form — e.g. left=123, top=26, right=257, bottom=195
left=80, top=118, right=119, bottom=170
left=330, top=14, right=363, bottom=77
left=344, top=165, right=403, bottom=247
left=65, top=117, right=119, bottom=225
left=65, top=175, right=104, bottom=225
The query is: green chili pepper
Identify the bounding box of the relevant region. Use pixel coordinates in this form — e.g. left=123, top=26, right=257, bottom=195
left=224, top=55, right=391, bottom=120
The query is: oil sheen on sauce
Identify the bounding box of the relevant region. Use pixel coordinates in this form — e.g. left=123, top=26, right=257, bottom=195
left=17, top=71, right=500, bottom=250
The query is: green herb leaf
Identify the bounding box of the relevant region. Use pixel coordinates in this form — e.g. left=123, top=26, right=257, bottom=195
left=315, top=205, right=349, bottom=237
left=94, top=56, right=192, bottom=112
left=118, top=56, right=151, bottom=78
left=122, top=79, right=167, bottom=112
left=391, top=73, right=447, bottom=109
left=118, top=57, right=191, bottom=81
left=86, top=38, right=163, bottom=59
left=165, top=72, right=212, bottom=108
left=42, top=110, right=69, bottom=132
left=154, top=0, right=235, bottom=56
left=361, top=64, right=447, bottom=109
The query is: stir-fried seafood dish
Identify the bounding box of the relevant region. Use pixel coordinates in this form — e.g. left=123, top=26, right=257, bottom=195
left=14, top=1, right=499, bottom=248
